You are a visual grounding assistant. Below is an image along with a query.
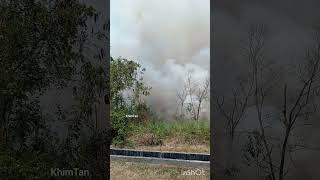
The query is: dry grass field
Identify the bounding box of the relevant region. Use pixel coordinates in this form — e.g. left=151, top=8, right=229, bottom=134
left=113, top=120, right=210, bottom=154
left=128, top=141, right=209, bottom=153
left=110, top=160, right=210, bottom=180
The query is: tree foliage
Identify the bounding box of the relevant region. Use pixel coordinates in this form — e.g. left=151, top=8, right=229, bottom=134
left=110, top=57, right=151, bottom=144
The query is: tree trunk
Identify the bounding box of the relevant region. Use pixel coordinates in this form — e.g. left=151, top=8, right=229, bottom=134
left=196, top=100, right=202, bottom=121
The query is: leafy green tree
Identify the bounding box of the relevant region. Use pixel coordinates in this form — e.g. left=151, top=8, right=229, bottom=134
left=110, top=57, right=151, bottom=144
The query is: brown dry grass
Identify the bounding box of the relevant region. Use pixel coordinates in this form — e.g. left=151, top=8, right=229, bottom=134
left=122, top=136, right=210, bottom=153
left=138, top=133, right=164, bottom=146
left=130, top=139, right=209, bottom=153
left=110, top=160, right=210, bottom=180
left=112, top=120, right=210, bottom=154
left=111, top=139, right=209, bottom=153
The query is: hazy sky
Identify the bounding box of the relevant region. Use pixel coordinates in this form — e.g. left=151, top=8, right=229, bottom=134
left=111, top=0, right=210, bottom=119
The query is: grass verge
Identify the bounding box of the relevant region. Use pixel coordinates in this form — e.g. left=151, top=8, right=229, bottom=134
left=110, top=160, right=210, bottom=180
left=112, top=120, right=210, bottom=153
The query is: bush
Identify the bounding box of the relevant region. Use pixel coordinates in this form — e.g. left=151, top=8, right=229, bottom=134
left=135, top=103, right=152, bottom=122
left=111, top=109, right=131, bottom=146
left=138, top=133, right=163, bottom=146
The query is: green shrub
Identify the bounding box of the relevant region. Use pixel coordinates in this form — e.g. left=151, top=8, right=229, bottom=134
left=172, top=120, right=210, bottom=144
left=111, top=109, right=131, bottom=145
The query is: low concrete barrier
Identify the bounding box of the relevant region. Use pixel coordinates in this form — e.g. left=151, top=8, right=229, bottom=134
left=110, top=148, right=210, bottom=162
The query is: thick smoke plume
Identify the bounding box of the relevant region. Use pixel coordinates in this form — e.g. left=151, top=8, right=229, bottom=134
left=111, top=0, right=210, bottom=120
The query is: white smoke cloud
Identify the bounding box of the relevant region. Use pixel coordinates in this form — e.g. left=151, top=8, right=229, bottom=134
left=111, top=0, right=210, bottom=119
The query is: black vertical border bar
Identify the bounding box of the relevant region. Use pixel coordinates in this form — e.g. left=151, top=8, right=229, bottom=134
left=211, top=1, right=228, bottom=179
left=210, top=1, right=214, bottom=179
left=210, top=1, right=320, bottom=179
left=84, top=0, right=111, bottom=178
left=106, top=1, right=111, bottom=179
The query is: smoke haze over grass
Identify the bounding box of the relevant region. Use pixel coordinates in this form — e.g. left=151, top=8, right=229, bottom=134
left=111, top=0, right=210, bottom=119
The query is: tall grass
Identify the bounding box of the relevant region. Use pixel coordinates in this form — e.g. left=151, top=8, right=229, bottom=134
left=128, top=120, right=210, bottom=145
